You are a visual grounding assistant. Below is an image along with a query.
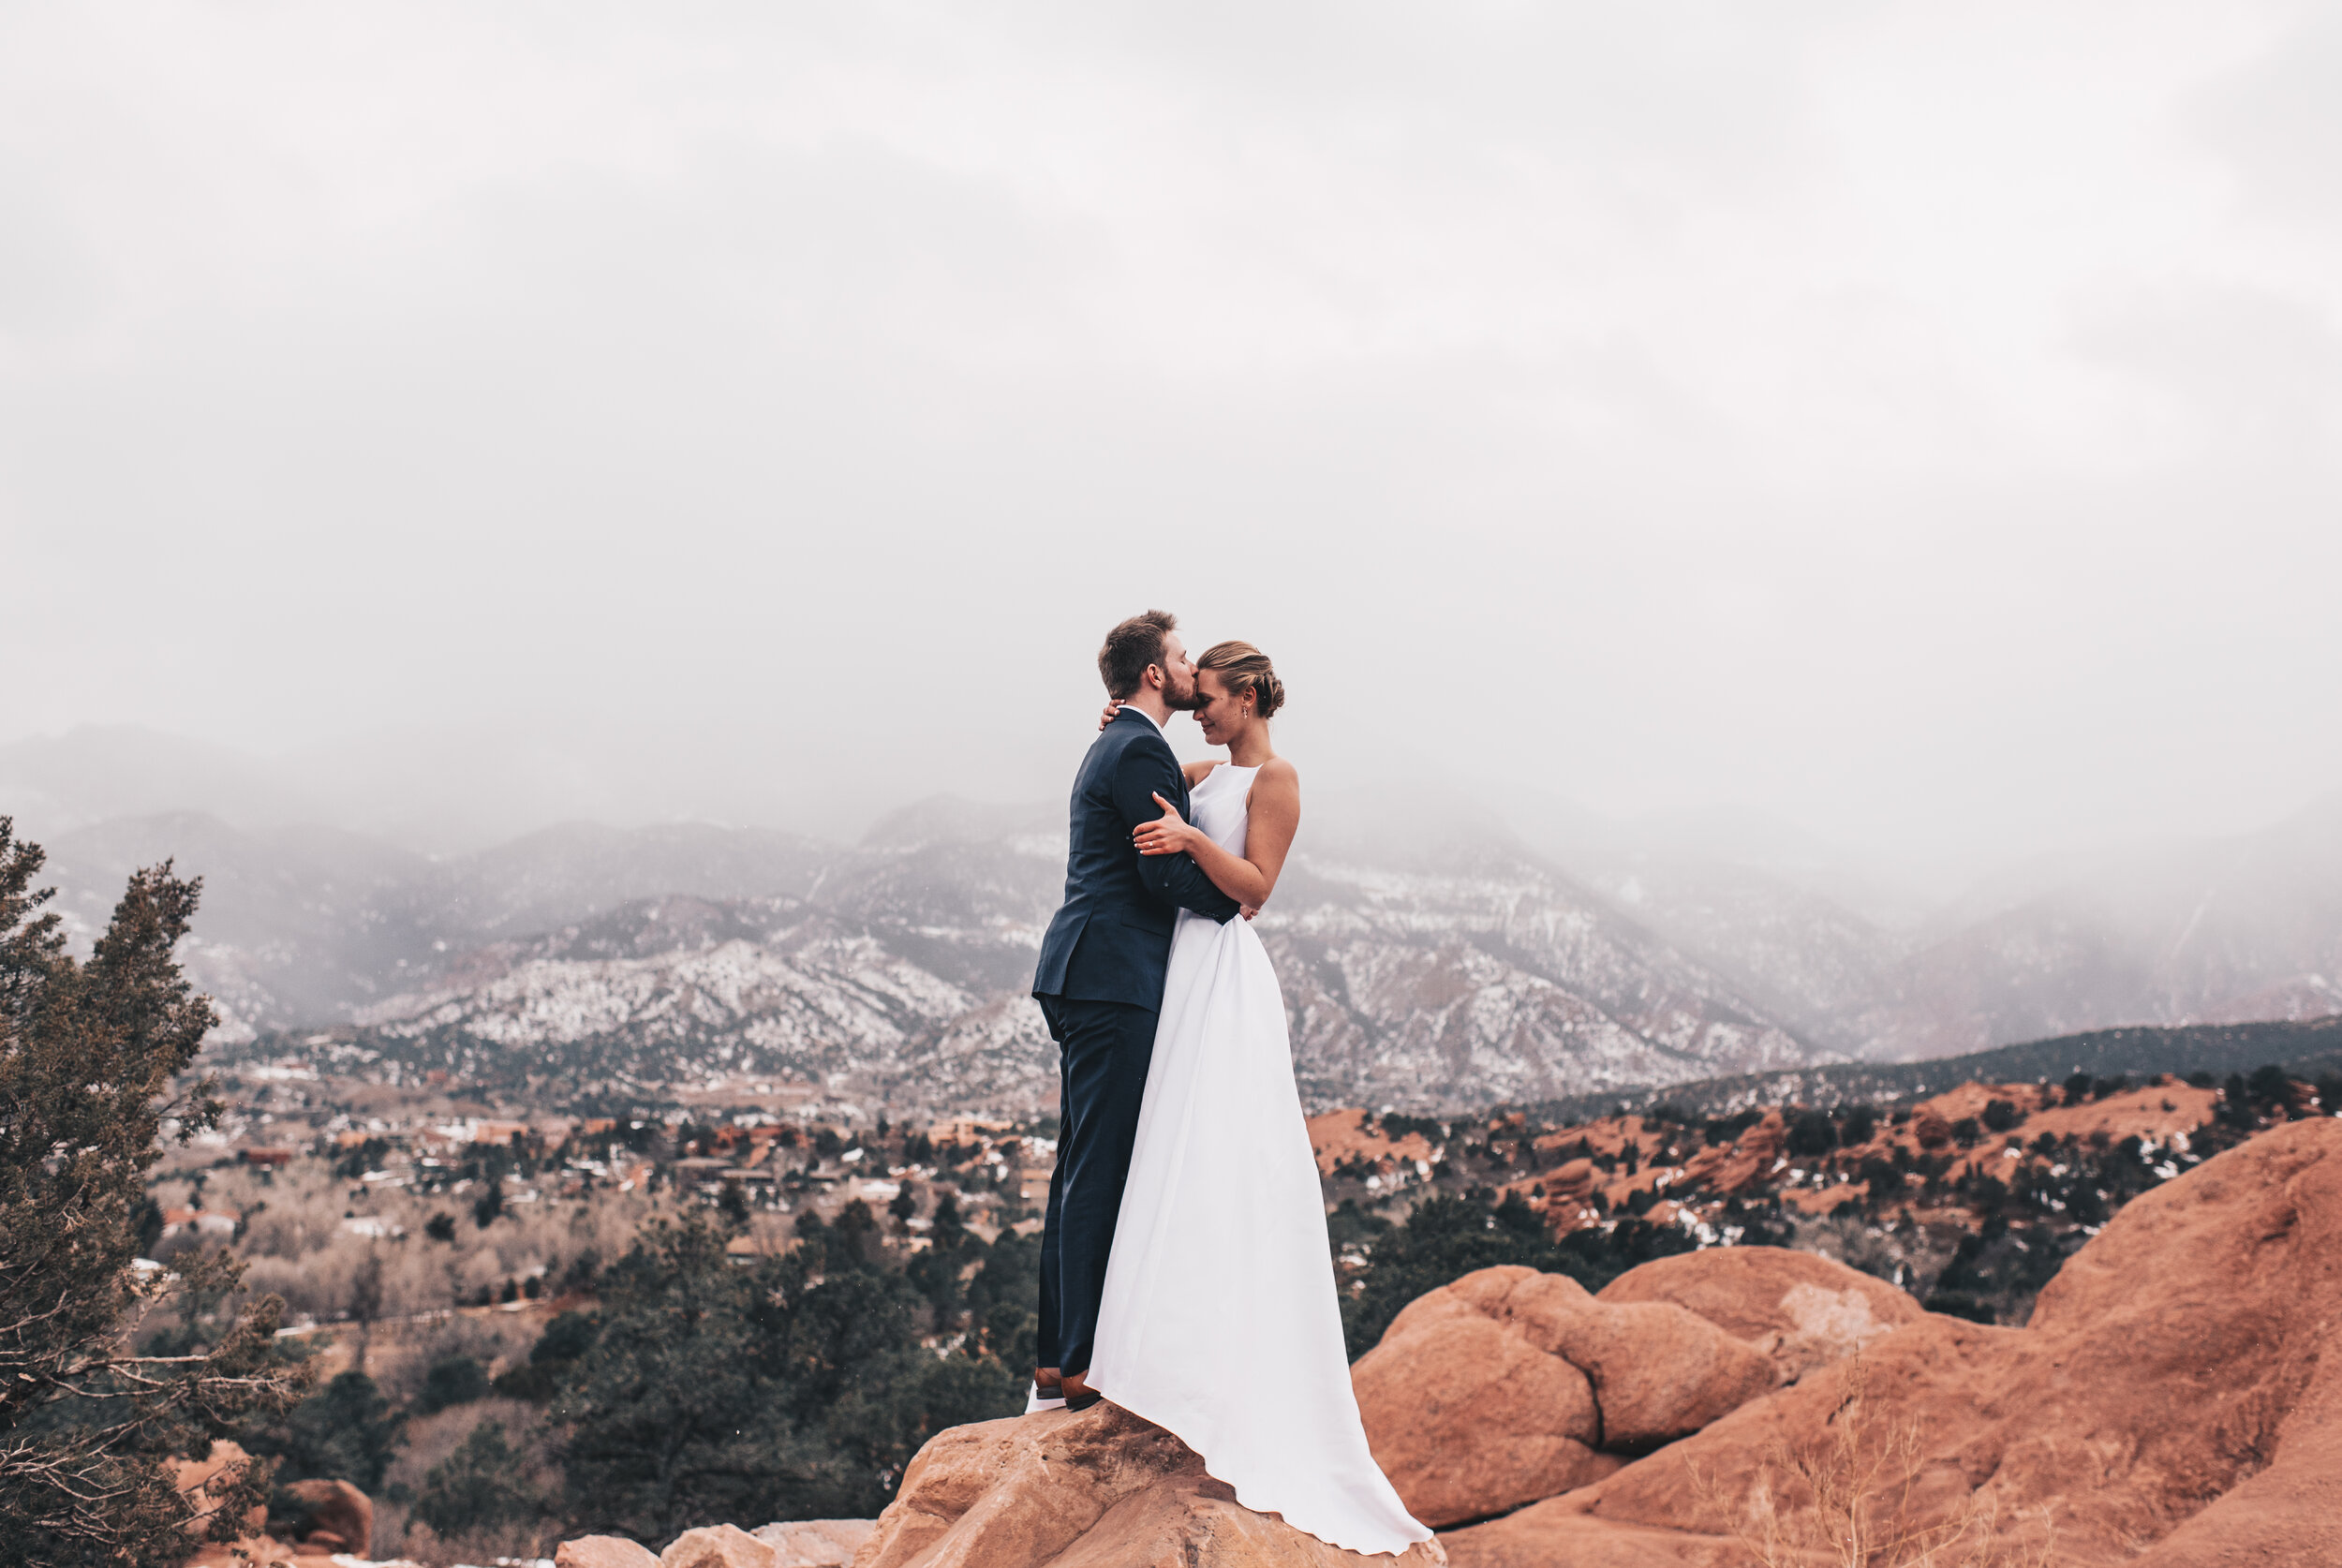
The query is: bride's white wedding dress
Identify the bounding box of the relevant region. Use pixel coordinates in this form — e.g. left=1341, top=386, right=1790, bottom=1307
left=1086, top=762, right=1431, bottom=1558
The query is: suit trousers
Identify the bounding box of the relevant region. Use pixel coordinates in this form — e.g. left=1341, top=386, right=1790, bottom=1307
left=1034, top=993, right=1157, bottom=1377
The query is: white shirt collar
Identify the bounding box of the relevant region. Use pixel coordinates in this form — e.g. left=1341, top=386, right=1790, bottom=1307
left=1118, top=703, right=1166, bottom=735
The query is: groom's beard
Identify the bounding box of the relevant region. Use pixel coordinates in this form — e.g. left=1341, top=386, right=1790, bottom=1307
left=1164, top=676, right=1207, bottom=712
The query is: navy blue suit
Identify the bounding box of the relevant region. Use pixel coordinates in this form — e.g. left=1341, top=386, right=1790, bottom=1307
left=1032, top=707, right=1238, bottom=1376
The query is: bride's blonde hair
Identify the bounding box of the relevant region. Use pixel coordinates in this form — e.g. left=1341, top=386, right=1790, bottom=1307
left=1196, top=641, right=1286, bottom=719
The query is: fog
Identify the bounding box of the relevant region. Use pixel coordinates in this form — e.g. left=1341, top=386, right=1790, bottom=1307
left=5, top=3, right=2338, bottom=890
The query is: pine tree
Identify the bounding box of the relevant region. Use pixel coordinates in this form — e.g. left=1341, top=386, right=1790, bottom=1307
left=247, top=1371, right=401, bottom=1493
left=413, top=1420, right=546, bottom=1542
left=552, top=1213, right=1021, bottom=1536
left=0, top=819, right=307, bottom=1567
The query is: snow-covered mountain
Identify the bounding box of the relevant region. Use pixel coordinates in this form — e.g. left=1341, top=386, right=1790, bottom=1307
left=22, top=797, right=1823, bottom=1113
left=33, top=814, right=837, bottom=1034
left=18, top=779, right=2342, bottom=1115
left=298, top=821, right=1812, bottom=1111
left=1264, top=852, right=1805, bottom=1106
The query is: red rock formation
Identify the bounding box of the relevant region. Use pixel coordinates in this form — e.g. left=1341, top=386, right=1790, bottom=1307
left=175, top=1442, right=375, bottom=1568
left=1513, top=1112, right=1803, bottom=1227
left=1353, top=1265, right=1774, bottom=1524
left=1538, top=1297, right=1773, bottom=1452
left=1540, top=1158, right=1597, bottom=1208
left=1349, top=1273, right=1609, bottom=1525
left=1598, top=1247, right=1921, bottom=1384
left=275, top=1477, right=371, bottom=1557
left=2013, top=1076, right=2216, bottom=1146
left=1309, top=1109, right=1439, bottom=1178
left=552, top=1518, right=871, bottom=1568
left=556, top=1538, right=662, bottom=1568
left=1444, top=1116, right=2342, bottom=1567
left=662, top=1522, right=779, bottom=1567
left=856, top=1401, right=1446, bottom=1567
left=753, top=1517, right=875, bottom=1566
left=1684, top=1111, right=1786, bottom=1200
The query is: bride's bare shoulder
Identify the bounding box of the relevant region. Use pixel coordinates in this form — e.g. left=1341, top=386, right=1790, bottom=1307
left=1181, top=759, right=1223, bottom=787
left=1254, top=756, right=1300, bottom=794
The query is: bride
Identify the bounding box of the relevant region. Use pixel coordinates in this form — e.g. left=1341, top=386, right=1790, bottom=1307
left=1075, top=640, right=1431, bottom=1559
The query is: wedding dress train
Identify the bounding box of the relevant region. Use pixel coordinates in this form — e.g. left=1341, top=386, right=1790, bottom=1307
left=1086, top=762, right=1431, bottom=1558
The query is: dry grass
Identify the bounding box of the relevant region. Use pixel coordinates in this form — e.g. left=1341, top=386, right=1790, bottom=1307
left=1693, top=1354, right=2056, bottom=1568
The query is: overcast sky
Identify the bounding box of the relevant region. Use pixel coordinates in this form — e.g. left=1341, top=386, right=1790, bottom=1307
left=4, top=2, right=2338, bottom=877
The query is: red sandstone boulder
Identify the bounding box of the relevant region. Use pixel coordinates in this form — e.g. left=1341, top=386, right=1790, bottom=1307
left=663, top=1522, right=778, bottom=1568
left=858, top=1401, right=1446, bottom=1567
left=1542, top=1160, right=1598, bottom=1206
left=556, top=1536, right=662, bottom=1568
left=1350, top=1280, right=1608, bottom=1525
left=1353, top=1265, right=1772, bottom=1524
left=1532, top=1297, right=1774, bottom=1452
left=275, top=1477, right=372, bottom=1557
left=1444, top=1117, right=2342, bottom=1567
left=1599, top=1245, right=1921, bottom=1383
left=752, top=1517, right=874, bottom=1566
left=1701, top=1112, right=1786, bottom=1195
left=175, top=1440, right=322, bottom=1568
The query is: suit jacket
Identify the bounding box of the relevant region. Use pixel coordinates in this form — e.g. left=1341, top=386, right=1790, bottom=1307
left=1033, top=707, right=1240, bottom=1007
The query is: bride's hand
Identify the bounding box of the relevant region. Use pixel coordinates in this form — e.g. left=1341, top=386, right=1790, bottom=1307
left=1098, top=698, right=1123, bottom=732
left=1134, top=792, right=1197, bottom=856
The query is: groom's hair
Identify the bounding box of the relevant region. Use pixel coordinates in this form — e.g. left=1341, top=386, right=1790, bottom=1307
left=1099, top=610, right=1178, bottom=699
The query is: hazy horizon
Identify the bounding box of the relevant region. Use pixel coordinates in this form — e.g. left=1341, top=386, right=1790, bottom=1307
left=7, top=717, right=2339, bottom=927
left=7, top=4, right=2339, bottom=889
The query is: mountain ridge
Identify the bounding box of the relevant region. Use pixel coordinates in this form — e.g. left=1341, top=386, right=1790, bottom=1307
left=1519, top=1015, right=2342, bottom=1124
left=17, top=777, right=2342, bottom=1115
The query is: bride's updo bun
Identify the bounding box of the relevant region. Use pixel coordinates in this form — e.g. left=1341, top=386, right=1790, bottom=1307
left=1197, top=641, right=1286, bottom=719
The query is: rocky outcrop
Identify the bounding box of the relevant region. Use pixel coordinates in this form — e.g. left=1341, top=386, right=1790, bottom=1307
left=556, top=1538, right=663, bottom=1568
left=1691, top=1109, right=1786, bottom=1197
left=175, top=1443, right=383, bottom=1567
left=662, top=1522, right=780, bottom=1568
left=553, top=1518, right=871, bottom=1568
left=1343, top=1274, right=1608, bottom=1526
left=1597, top=1245, right=1920, bottom=1383
left=1352, top=1266, right=1774, bottom=1525
left=855, top=1400, right=1446, bottom=1567
left=275, top=1477, right=372, bottom=1558
left=1444, top=1116, right=2342, bottom=1567
left=753, top=1518, right=875, bottom=1566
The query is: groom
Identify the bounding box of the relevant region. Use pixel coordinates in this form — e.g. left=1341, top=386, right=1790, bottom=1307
left=1030, top=610, right=1240, bottom=1412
